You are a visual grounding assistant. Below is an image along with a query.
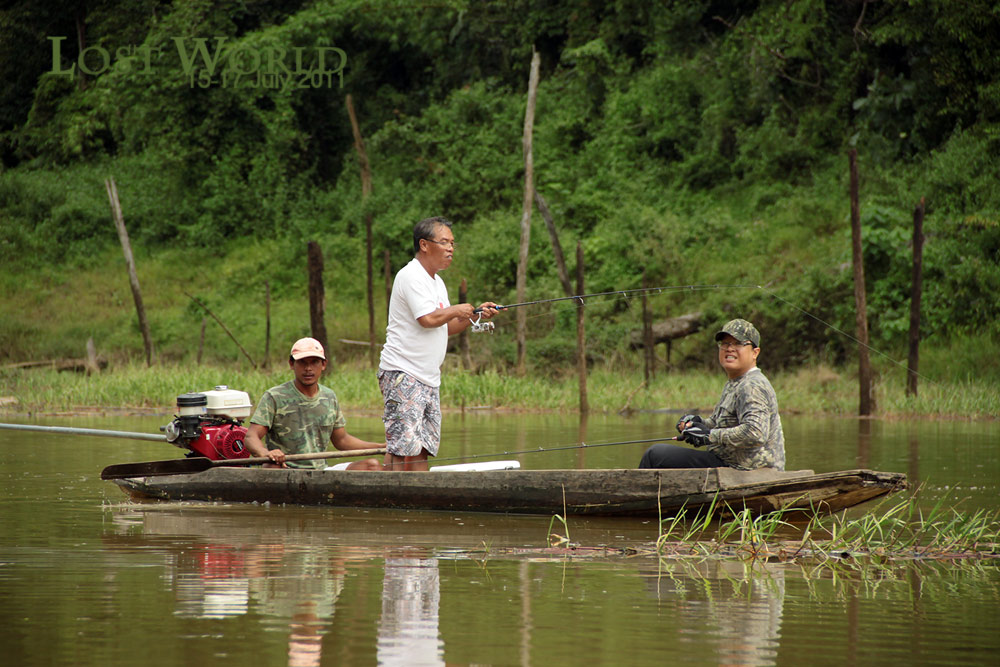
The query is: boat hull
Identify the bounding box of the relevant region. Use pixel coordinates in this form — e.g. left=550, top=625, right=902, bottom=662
left=112, top=467, right=907, bottom=517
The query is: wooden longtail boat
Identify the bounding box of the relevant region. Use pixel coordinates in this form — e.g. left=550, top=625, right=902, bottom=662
left=111, top=467, right=907, bottom=517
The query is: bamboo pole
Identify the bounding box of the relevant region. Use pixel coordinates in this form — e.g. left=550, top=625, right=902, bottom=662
left=105, top=177, right=154, bottom=366
left=346, top=94, right=377, bottom=368
left=907, top=197, right=925, bottom=397
left=515, top=47, right=541, bottom=375
left=848, top=149, right=874, bottom=415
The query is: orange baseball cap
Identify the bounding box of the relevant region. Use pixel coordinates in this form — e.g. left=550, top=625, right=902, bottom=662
left=290, top=337, right=326, bottom=360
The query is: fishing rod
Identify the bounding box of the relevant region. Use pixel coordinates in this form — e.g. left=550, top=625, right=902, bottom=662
left=474, top=284, right=758, bottom=314
left=383, top=436, right=679, bottom=468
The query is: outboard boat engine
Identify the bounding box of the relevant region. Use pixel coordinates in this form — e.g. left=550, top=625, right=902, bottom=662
left=162, top=386, right=252, bottom=460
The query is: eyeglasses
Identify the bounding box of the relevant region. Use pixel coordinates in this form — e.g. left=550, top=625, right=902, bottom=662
left=717, top=340, right=754, bottom=351
left=427, top=239, right=457, bottom=249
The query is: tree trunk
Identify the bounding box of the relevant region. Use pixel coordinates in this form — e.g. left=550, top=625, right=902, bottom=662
left=197, top=317, right=206, bottom=365
left=628, top=312, right=703, bottom=348
left=75, top=6, right=88, bottom=90
left=642, top=272, right=654, bottom=381
left=384, top=249, right=392, bottom=323
left=263, top=281, right=271, bottom=368
left=307, top=241, right=328, bottom=356
left=848, top=149, right=874, bottom=415
left=535, top=190, right=573, bottom=297
left=346, top=94, right=376, bottom=369
left=515, top=47, right=540, bottom=375
left=85, top=337, right=99, bottom=375
left=907, top=197, right=925, bottom=397
left=184, top=292, right=256, bottom=368
left=105, top=177, right=153, bottom=366
left=576, top=241, right=588, bottom=415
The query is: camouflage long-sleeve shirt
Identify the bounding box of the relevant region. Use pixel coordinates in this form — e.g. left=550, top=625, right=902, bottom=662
left=249, top=381, right=347, bottom=469
left=703, top=367, right=785, bottom=471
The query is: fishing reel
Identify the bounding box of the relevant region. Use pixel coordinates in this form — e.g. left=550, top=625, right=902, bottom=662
left=470, top=314, right=494, bottom=334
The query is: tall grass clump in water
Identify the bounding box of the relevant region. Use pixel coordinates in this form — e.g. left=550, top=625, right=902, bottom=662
left=803, top=493, right=1000, bottom=559
left=650, top=492, right=1000, bottom=564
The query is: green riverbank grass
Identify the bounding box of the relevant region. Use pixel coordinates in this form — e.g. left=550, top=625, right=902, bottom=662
left=1, top=360, right=996, bottom=418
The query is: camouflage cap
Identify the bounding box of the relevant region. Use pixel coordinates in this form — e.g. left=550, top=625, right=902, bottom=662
left=714, top=319, right=760, bottom=347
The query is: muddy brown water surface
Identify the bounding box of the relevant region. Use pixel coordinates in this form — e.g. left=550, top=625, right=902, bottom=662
left=1, top=412, right=998, bottom=666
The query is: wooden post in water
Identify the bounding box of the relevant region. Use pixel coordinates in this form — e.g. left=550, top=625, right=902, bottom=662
left=515, top=47, right=540, bottom=376
left=576, top=241, right=589, bottom=414
left=307, top=241, right=329, bottom=356
left=459, top=278, right=473, bottom=370
left=848, top=149, right=874, bottom=415
left=907, top=197, right=925, bottom=397
left=346, top=94, right=376, bottom=368
left=105, top=177, right=154, bottom=366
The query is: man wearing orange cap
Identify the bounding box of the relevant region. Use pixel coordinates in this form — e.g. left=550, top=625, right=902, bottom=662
left=244, top=337, right=383, bottom=470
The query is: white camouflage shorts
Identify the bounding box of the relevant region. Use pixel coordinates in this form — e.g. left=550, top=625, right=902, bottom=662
left=378, top=370, right=441, bottom=457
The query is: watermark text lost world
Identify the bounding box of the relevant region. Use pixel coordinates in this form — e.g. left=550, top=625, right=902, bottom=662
left=48, top=36, right=346, bottom=90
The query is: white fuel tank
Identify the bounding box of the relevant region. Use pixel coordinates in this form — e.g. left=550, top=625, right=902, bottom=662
left=201, top=385, right=252, bottom=420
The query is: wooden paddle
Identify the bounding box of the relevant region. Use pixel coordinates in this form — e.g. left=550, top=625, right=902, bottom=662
left=100, top=447, right=387, bottom=480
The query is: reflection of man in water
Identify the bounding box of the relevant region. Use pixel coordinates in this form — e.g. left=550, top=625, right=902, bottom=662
left=377, top=555, right=445, bottom=666
left=247, top=546, right=345, bottom=667
left=644, top=561, right=784, bottom=666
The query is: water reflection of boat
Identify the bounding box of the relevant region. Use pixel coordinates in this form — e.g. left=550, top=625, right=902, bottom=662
left=110, top=467, right=906, bottom=517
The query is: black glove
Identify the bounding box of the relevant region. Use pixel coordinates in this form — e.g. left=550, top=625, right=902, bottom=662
left=679, top=422, right=711, bottom=447
left=675, top=414, right=703, bottom=433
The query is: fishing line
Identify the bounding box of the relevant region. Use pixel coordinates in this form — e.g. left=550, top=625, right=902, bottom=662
left=481, top=284, right=758, bottom=325
left=760, top=288, right=941, bottom=386
left=478, top=284, right=759, bottom=314
left=478, top=281, right=931, bottom=385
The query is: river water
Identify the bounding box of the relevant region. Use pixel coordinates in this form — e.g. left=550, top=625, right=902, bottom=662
left=0, top=412, right=997, bottom=666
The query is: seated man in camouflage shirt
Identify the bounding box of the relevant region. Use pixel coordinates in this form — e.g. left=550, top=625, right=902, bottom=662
left=244, top=337, right=383, bottom=470
left=639, top=319, right=785, bottom=470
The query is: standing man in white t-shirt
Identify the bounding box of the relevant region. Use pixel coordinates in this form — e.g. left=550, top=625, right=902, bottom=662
left=378, top=216, right=498, bottom=471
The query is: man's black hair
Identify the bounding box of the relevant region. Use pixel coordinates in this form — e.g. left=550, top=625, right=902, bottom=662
left=413, top=216, right=452, bottom=254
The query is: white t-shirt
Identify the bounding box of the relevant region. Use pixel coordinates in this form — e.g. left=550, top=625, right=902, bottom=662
left=379, top=258, right=450, bottom=387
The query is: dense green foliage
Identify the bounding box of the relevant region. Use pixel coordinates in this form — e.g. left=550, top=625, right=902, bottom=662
left=1, top=1, right=998, bottom=384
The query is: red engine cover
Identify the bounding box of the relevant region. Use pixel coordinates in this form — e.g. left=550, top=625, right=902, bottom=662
left=187, top=424, right=250, bottom=460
